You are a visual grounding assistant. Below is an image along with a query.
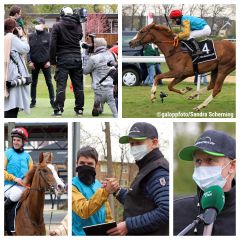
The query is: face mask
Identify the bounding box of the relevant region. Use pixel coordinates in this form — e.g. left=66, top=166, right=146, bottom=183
left=35, top=24, right=44, bottom=31
left=192, top=161, right=231, bottom=190
left=76, top=165, right=96, bottom=186
left=130, top=144, right=149, bottom=161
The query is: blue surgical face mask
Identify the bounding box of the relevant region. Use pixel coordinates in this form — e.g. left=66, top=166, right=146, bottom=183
left=192, top=161, right=231, bottom=190
left=130, top=144, right=149, bottom=161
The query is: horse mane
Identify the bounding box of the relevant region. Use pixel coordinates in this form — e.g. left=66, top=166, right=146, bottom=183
left=24, top=164, right=38, bottom=185
left=153, top=24, right=174, bottom=37
left=19, top=165, right=38, bottom=203
left=142, top=22, right=174, bottom=38
left=154, top=24, right=171, bottom=32
left=19, top=188, right=30, bottom=203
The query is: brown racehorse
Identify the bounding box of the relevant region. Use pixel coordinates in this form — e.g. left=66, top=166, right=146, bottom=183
left=15, top=152, right=65, bottom=235
left=129, top=23, right=236, bottom=111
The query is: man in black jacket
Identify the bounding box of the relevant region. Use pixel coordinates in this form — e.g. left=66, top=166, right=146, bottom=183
left=50, top=7, right=85, bottom=116
left=28, top=18, right=54, bottom=108
left=174, top=130, right=236, bottom=236
left=107, top=122, right=169, bottom=236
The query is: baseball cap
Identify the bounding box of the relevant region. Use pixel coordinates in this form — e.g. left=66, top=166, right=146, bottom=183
left=179, top=130, right=236, bottom=161
left=119, top=122, right=158, bottom=144
left=34, top=17, right=45, bottom=24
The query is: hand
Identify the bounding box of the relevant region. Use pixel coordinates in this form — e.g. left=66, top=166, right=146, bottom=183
left=16, top=27, right=23, bottom=37
left=104, top=178, right=119, bottom=194
left=28, top=62, right=35, bottom=70
left=107, top=221, right=128, bottom=236
left=174, top=34, right=179, bottom=41
left=14, top=178, right=25, bottom=186
left=44, top=61, right=50, bottom=68
left=49, top=230, right=58, bottom=236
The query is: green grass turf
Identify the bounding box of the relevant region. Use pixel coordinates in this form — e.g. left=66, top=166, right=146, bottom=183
left=18, top=74, right=113, bottom=118
left=122, top=82, right=235, bottom=118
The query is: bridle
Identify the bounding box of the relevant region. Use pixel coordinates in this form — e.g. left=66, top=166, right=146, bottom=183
left=24, top=168, right=56, bottom=193
left=136, top=27, right=179, bottom=47
left=133, top=27, right=185, bottom=58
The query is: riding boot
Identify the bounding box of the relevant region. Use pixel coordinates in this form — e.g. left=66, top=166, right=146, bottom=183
left=4, top=198, right=15, bottom=208
left=188, top=38, right=203, bottom=56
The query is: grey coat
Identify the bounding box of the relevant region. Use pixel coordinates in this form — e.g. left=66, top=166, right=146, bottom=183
left=5, top=35, right=30, bottom=114
left=83, top=46, right=115, bottom=90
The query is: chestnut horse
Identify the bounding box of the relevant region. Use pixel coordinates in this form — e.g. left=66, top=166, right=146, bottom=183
left=129, top=23, right=236, bottom=111
left=15, top=152, right=65, bottom=235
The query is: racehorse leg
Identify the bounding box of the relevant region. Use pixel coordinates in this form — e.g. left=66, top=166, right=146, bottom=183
left=151, top=70, right=188, bottom=102
left=151, top=71, right=177, bottom=102
left=193, top=71, right=227, bottom=111
left=168, top=76, right=188, bottom=95
left=193, top=94, right=213, bottom=111
left=180, top=86, right=193, bottom=94
left=188, top=86, right=208, bottom=100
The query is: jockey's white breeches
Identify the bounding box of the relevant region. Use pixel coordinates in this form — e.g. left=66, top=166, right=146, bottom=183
left=4, top=185, right=26, bottom=202
left=188, top=25, right=211, bottom=39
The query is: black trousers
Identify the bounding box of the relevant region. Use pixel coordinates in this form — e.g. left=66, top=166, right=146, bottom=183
left=4, top=108, right=19, bottom=118
left=30, top=63, right=55, bottom=105
left=53, top=58, right=84, bottom=113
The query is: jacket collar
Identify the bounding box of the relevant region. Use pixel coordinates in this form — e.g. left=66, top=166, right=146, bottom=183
left=136, top=148, right=164, bottom=170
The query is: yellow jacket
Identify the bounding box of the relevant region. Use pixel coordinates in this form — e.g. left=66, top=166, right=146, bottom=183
left=72, top=185, right=113, bottom=221
left=178, top=20, right=191, bottom=40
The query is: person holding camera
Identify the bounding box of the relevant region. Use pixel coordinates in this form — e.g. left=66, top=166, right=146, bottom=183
left=83, top=38, right=118, bottom=118
left=9, top=5, right=26, bottom=36
left=28, top=18, right=55, bottom=108
left=50, top=7, right=86, bottom=117
left=4, top=17, right=31, bottom=118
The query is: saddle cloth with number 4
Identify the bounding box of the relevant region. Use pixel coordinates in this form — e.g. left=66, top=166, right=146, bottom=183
left=181, top=39, right=217, bottom=63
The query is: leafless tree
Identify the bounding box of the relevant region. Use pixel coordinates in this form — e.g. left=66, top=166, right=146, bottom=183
left=188, top=4, right=198, bottom=16
left=162, top=4, right=174, bottom=16
left=197, top=4, right=210, bottom=18
left=209, top=4, right=226, bottom=35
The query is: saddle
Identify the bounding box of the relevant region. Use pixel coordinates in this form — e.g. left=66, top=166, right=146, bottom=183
left=4, top=200, right=21, bottom=235
left=180, top=39, right=217, bottom=73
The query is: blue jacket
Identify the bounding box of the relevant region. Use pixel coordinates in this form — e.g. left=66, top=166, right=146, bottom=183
left=5, top=148, right=31, bottom=185
left=181, top=15, right=208, bottom=30
left=117, top=149, right=169, bottom=235
left=72, top=176, right=106, bottom=236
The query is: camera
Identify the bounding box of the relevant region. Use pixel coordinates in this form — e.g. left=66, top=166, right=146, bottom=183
left=6, top=76, right=32, bottom=88
left=81, top=34, right=95, bottom=54
left=73, top=8, right=88, bottom=23
left=160, top=91, right=168, bottom=103
left=107, top=61, right=118, bottom=85
left=81, top=42, right=92, bottom=50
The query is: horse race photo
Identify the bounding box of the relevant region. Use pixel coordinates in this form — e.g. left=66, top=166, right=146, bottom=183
left=122, top=4, right=236, bottom=118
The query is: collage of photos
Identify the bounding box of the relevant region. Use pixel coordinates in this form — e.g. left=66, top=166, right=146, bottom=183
left=2, top=2, right=237, bottom=239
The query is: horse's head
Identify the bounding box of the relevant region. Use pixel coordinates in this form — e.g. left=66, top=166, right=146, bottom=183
left=39, top=152, right=66, bottom=195
left=129, top=23, right=174, bottom=48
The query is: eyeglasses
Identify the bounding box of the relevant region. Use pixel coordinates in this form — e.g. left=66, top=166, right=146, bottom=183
left=11, top=128, right=24, bottom=135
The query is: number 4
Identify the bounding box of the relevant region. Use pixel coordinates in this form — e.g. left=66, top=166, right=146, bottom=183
left=202, top=43, right=210, bottom=54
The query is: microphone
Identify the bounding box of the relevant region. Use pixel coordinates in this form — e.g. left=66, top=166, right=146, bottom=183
left=201, top=185, right=225, bottom=235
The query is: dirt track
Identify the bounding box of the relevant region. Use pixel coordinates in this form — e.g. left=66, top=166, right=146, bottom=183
left=164, top=75, right=235, bottom=83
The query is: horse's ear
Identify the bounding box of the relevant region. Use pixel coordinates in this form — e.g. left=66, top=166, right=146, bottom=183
left=149, top=22, right=156, bottom=28
left=39, top=152, right=46, bottom=165
left=47, top=152, right=54, bottom=164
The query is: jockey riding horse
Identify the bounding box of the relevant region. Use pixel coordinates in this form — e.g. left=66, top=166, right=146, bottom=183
left=169, top=10, right=211, bottom=56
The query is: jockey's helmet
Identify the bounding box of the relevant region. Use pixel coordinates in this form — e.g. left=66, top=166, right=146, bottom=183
left=169, top=10, right=183, bottom=19
left=11, top=127, right=28, bottom=141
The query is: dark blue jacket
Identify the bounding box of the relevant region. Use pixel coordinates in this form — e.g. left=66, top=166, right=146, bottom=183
left=117, top=148, right=169, bottom=235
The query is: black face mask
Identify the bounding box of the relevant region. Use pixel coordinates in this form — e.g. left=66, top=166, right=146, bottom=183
left=76, top=165, right=96, bottom=186
left=175, top=18, right=181, bottom=25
